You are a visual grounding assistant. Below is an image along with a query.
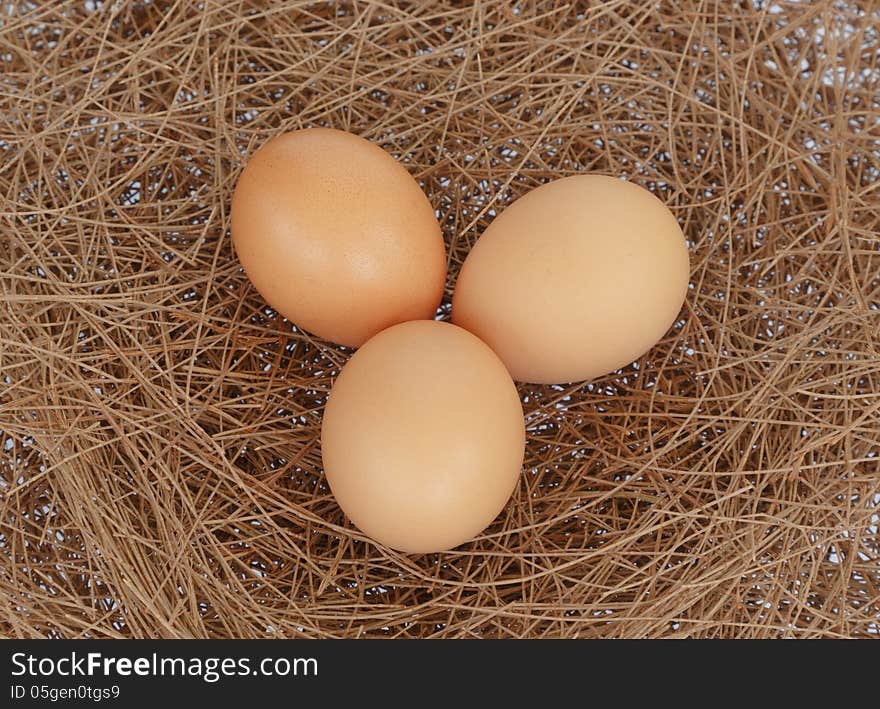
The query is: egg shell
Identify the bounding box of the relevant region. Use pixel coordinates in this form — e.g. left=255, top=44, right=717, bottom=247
left=231, top=128, right=446, bottom=347
left=452, top=175, right=690, bottom=383
left=321, top=320, right=525, bottom=554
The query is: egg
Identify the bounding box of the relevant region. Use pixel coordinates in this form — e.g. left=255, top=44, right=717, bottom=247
left=231, top=128, right=446, bottom=347
left=321, top=320, right=525, bottom=553
left=452, top=175, right=689, bottom=383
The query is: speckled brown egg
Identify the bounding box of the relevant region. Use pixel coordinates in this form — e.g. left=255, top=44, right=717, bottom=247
left=231, top=128, right=446, bottom=347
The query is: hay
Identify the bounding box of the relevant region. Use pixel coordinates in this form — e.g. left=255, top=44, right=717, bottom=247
left=1, top=1, right=878, bottom=639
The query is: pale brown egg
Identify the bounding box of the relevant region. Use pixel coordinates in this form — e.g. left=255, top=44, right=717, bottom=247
left=452, top=175, right=689, bottom=384
left=231, top=128, right=446, bottom=347
left=321, top=320, right=525, bottom=554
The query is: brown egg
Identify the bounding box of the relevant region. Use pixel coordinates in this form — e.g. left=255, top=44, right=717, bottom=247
left=321, top=320, right=525, bottom=554
left=453, top=175, right=689, bottom=383
left=231, top=128, right=446, bottom=347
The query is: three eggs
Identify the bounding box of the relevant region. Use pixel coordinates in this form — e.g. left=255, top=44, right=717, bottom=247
left=231, top=128, right=689, bottom=554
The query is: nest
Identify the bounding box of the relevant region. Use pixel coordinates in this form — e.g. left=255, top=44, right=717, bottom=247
left=1, top=1, right=878, bottom=639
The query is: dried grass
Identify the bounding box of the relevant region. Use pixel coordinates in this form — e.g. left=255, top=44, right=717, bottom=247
left=1, top=1, right=878, bottom=639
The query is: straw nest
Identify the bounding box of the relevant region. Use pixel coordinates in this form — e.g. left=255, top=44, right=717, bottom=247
left=1, top=1, right=878, bottom=638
